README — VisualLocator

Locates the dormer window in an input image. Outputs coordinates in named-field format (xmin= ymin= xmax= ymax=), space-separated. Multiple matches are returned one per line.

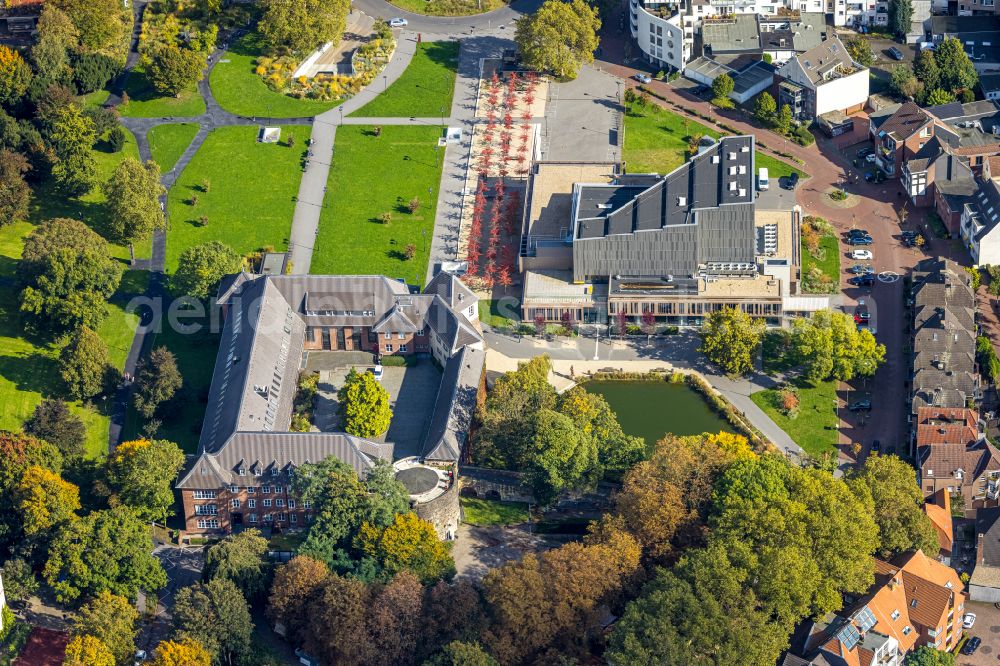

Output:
xmin=254 ymin=469 xmax=262 ymax=477
xmin=238 ymin=468 xmax=246 ymax=476
xmin=271 ymin=468 xmax=279 ymax=477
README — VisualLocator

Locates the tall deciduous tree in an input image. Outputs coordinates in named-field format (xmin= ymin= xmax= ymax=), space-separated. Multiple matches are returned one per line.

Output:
xmin=356 ymin=512 xmax=456 ymax=583
xmin=849 ymin=455 xmax=940 ymax=557
xmin=514 ymin=0 xmax=600 ymax=79
xmin=913 ymin=50 xmax=941 ymax=96
xmin=64 ymin=635 xmax=115 ymax=666
xmin=106 ymin=438 xmax=185 ymax=522
xmin=905 ymin=646 xmax=956 ymax=666
xmin=174 ymin=579 xmax=252 ymax=666
xmin=845 ymin=36 xmax=876 ymax=67
xmin=259 ymin=0 xmax=351 ymax=55
xmin=71 ymin=590 xmax=140 ymax=666
xmin=24 ymin=398 xmax=86 ymax=458
xmin=890 ymin=63 xmax=923 ymax=99
xmin=711 ymin=73 xmax=735 ymax=104
xmin=424 ymin=642 xmax=499 ymax=666
xmin=934 ymin=37 xmax=979 ymax=93
xmin=888 ymin=0 xmax=913 ymax=38
xmin=556 ymin=387 xmax=645 ymax=475
xmin=170 ymin=241 xmax=244 ymax=299
xmin=50 ymin=0 xmax=131 ymax=60
xmin=524 ymin=408 xmax=599 ymax=503
xmin=150 ymin=639 xmax=212 ymax=666
xmin=59 ymin=326 xmax=112 ymax=400
xmin=14 ymin=465 xmax=80 ymax=536
xmin=0 ymin=432 xmax=62 ymax=549
xmin=303 ymin=573 xmax=371 ymax=665
xmin=337 ymin=369 xmax=392 ymax=438
xmin=132 ymin=347 xmax=181 ymax=420
xmin=31 ymin=6 xmax=78 ymax=90
xmin=44 ymin=505 xmax=167 ymax=603
xmin=103 ymin=157 xmax=166 ymax=245
xmin=267 ymin=555 xmax=331 ymax=645
xmin=699 ymin=307 xmax=766 ymax=375
xmin=47 ymin=103 xmax=97 ymax=197
xmin=0 ymin=149 xmax=31 ymax=227
xmin=203 ymin=529 xmax=270 ymax=599
xmin=0 ymin=46 xmax=31 ymax=107
xmin=754 ymin=91 xmax=777 ymax=124
xmin=791 ymin=310 xmax=885 ymax=382
xmin=146 ymin=44 xmax=206 ymax=97
xmin=0 ymin=558 xmax=39 ymax=602
xmin=776 ymin=103 xmax=794 ymax=133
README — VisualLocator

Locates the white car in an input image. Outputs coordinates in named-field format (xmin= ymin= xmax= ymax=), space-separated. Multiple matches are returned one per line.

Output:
xmin=389 ymin=18 xmax=408 ymax=27
xmin=964 ymin=612 xmax=977 ymax=629
xmin=633 ymin=73 xmax=652 ymax=84
xmin=371 ymin=364 xmax=384 ymax=381
xmin=865 ymin=153 xmax=877 ymax=163
xmin=850 ymin=249 xmax=873 ymax=260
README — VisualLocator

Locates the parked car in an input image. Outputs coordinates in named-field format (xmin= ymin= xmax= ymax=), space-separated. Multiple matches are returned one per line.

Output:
xmin=691 ymin=85 xmax=708 ymax=95
xmin=865 ymin=153 xmax=877 ymax=163
xmin=848 ymin=264 xmax=874 ymax=275
xmin=849 ymin=399 xmax=872 ymax=411
xmin=389 ymin=17 xmax=408 ymax=27
xmin=964 ymin=613 xmax=977 ymax=629
xmin=784 ymin=172 xmax=800 ymax=190
xmin=871 ymin=440 xmax=881 ymax=452
xmin=857 ymin=146 xmax=873 ymax=158
xmin=847 ymin=235 xmax=873 ymax=246
xmin=371 ymin=364 xmax=384 ymax=381
xmin=850 ymin=249 xmax=873 ymax=260
xmin=847 ymin=228 xmax=870 ymax=237
xmin=887 ymin=46 xmax=904 ymax=60
xmin=849 ymin=274 xmax=876 ymax=286
xmin=855 ymin=300 xmax=870 ymax=321
xmin=633 ymin=73 xmax=652 ymax=84
xmin=961 ymin=637 xmax=981 ymax=655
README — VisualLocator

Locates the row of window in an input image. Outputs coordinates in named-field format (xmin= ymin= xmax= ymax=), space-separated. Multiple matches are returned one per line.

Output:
xmin=247 ymin=513 xmax=297 ymax=524
xmin=237 ymin=467 xmax=286 ymax=477
xmin=232 ymin=498 xmax=297 ymax=509
xmin=225 ymin=485 xmax=288 ymax=494
xmin=384 ymin=344 xmax=408 ymax=353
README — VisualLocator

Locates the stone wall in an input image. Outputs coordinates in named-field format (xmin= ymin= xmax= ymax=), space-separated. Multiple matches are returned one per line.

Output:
xmin=416 ymin=472 xmax=461 ymax=541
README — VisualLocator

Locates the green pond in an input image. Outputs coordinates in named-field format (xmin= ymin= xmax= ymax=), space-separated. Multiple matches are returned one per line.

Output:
xmin=583 ymin=380 xmax=734 ymax=445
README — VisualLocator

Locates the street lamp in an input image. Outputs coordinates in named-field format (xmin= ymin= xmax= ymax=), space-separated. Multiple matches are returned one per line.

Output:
xmin=383 ymin=75 xmax=387 ymax=92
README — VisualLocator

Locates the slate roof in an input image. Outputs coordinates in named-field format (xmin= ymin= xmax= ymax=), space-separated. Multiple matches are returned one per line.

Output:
xmin=927 ymin=15 xmax=1000 ymax=35
xmin=976 ymin=507 xmax=1000 ymax=567
xmin=969 ymin=179 xmax=1000 ymax=242
xmin=421 ymin=346 xmax=486 ymax=461
xmin=176 ymin=432 xmax=393 ymax=489
xmin=982 ymin=73 xmax=1000 ymax=97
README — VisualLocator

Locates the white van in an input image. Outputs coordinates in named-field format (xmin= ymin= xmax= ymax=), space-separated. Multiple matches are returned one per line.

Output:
xmin=758 ymin=167 xmax=769 ymax=191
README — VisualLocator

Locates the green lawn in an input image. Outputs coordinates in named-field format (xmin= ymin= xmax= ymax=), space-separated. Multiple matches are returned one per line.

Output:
xmin=122 ymin=310 xmax=218 ymax=453
xmin=623 ymin=102 xmax=804 ymax=179
xmin=0 ymin=220 xmax=32 ymax=280
xmin=623 ymin=101 xmax=720 ymax=173
xmin=750 ymin=379 xmax=838 ymax=456
xmin=461 ymin=497 xmax=530 ymax=526
xmin=30 ymin=128 xmax=151 ymax=262
xmin=119 ymin=65 xmax=207 ymax=118
xmin=0 ymin=279 xmax=141 ymax=459
xmin=386 ymin=0 xmax=505 ymax=15
xmin=165 ymin=125 xmax=309 ymax=272
xmin=311 ymin=125 xmax=444 ymax=285
xmin=478 ymin=298 xmax=521 ymax=328
xmin=756 ymin=152 xmax=805 ymax=179
xmin=79 ymin=89 xmax=110 ymax=110
xmin=350 ymin=41 xmax=459 ymax=118
xmin=209 ymin=33 xmax=341 ymax=118
xmin=802 ymin=234 xmax=841 ymax=294
xmin=148 ymin=123 xmax=200 ymax=173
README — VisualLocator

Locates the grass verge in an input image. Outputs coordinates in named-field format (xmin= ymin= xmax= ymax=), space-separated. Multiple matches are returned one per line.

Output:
xmin=750 ymin=379 xmax=838 ymax=456
xmin=209 ymin=33 xmax=341 ymax=118
xmin=164 ymin=124 xmax=309 ymax=272
xmin=756 ymin=152 xmax=805 ymax=179
xmin=478 ymin=298 xmax=521 ymax=329
xmin=350 ymin=41 xmax=459 ymax=117
xmin=148 ymin=123 xmax=200 ymax=173
xmin=385 ymin=0 xmax=505 ymax=15
xmin=310 ymin=125 xmax=444 ymax=285
xmin=461 ymin=497 xmax=530 ymax=526
xmin=802 ymin=234 xmax=841 ymax=294
xmin=119 ymin=65 xmax=207 ymax=118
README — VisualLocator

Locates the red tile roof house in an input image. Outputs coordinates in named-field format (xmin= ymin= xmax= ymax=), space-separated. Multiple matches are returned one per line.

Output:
xmin=923 ymin=489 xmax=955 ymax=565
xmin=916 ymin=407 xmax=1000 ymax=519
xmin=782 ymin=550 xmax=966 ymax=666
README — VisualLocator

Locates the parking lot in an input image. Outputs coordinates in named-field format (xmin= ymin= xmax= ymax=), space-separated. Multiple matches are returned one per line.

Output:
xmin=957 ymin=601 xmax=1000 ymax=665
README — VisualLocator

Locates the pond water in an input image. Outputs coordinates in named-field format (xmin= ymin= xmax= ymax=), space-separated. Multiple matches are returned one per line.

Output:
xmin=583 ymin=380 xmax=734 ymax=446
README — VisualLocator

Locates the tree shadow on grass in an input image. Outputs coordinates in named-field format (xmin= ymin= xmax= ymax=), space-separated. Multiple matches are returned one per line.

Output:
xmin=0 ymin=351 xmax=63 ymax=398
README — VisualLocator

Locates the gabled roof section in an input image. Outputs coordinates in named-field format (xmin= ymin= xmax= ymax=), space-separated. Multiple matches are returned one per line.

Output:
xmin=878 ymin=102 xmax=932 ymax=142
xmin=423 ymin=270 xmax=477 ymax=314
xmin=788 ymin=37 xmax=858 ymax=86
xmin=421 ymin=346 xmax=485 ymax=461
xmin=372 ymin=305 xmax=419 ymax=333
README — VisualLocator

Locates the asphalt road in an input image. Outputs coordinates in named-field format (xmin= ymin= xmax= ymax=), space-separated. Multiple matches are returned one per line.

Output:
xmin=352 ymin=0 xmax=544 ymax=34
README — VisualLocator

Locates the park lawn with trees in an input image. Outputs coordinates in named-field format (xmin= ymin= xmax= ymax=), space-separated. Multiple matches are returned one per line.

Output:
xmin=148 ymin=123 xmax=200 ymax=173
xmin=0 ymin=220 xmax=33 ymax=279
xmin=29 ymin=127 xmax=152 ymax=262
xmin=164 ymin=124 xmax=310 ymax=271
xmin=311 ymin=125 xmax=445 ymax=283
xmin=209 ymin=33 xmax=343 ymax=118
xmin=118 ymin=65 xmax=207 ymax=118
xmin=0 ymin=281 xmax=140 ymax=459
xmin=122 ymin=312 xmax=218 ymax=453
xmin=460 ymin=498 xmax=530 ymax=526
xmin=623 ymin=101 xmax=802 ymax=178
xmin=349 ymin=41 xmax=459 ymax=118
xmin=750 ymin=379 xmax=839 ymax=456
